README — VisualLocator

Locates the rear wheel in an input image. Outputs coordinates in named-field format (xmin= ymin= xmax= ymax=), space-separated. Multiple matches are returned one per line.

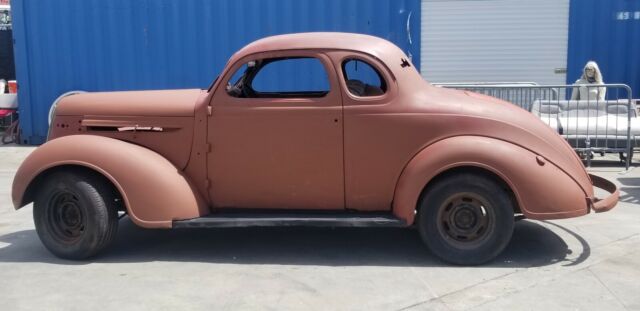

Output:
xmin=417 ymin=173 xmax=514 ymax=265
xmin=33 ymin=170 xmax=119 ymax=259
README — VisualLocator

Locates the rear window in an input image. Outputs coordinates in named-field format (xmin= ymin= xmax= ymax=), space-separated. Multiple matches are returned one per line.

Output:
xmin=342 ymin=59 xmax=387 ymax=97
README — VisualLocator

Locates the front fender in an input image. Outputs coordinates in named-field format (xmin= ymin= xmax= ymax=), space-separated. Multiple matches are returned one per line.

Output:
xmin=12 ymin=135 xmax=208 ymax=228
xmin=392 ymin=136 xmax=591 ymax=224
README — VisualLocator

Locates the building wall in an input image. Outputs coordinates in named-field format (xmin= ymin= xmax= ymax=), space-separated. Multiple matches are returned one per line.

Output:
xmin=12 ymin=0 xmax=420 ymax=144
xmin=567 ymin=0 xmax=640 ymax=99
xmin=420 ymin=0 xmax=570 ymax=85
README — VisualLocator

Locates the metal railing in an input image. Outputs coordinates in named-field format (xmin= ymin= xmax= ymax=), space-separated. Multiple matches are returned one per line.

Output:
xmin=437 ymin=83 xmax=635 ymax=169
xmin=432 ymin=81 xmax=541 ymax=87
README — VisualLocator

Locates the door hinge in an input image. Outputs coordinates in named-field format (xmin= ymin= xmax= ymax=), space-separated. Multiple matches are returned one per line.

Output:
xmin=204 ymin=179 xmax=210 ymax=188
xmin=207 ymin=106 xmax=213 ymax=116
xmin=206 ymin=143 xmax=212 ymax=153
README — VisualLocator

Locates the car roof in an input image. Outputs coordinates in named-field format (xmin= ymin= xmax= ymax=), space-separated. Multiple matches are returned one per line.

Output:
xmin=236 ymin=32 xmax=401 ymax=56
xmin=223 ymin=32 xmax=425 ymax=88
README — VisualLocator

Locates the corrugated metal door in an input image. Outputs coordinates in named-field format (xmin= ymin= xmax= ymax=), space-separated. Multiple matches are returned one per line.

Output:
xmin=421 ymin=0 xmax=569 ymax=84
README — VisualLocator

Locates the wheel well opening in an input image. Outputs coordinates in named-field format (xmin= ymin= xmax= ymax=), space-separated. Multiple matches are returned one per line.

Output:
xmin=22 ymin=165 xmax=125 ymax=212
xmin=418 ymin=166 xmax=521 ymax=214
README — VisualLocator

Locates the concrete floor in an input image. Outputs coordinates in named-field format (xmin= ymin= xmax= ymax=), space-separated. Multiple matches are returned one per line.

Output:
xmin=0 ymin=146 xmax=639 ymax=311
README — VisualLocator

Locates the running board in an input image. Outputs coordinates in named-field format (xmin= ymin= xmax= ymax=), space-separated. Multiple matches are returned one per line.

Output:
xmin=172 ymin=212 xmax=407 ymax=228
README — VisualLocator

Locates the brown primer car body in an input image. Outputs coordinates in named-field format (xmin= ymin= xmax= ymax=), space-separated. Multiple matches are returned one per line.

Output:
xmin=11 ymin=33 xmax=618 ymax=263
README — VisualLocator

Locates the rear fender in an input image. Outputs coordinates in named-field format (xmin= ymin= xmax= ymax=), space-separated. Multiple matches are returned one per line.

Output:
xmin=12 ymin=135 xmax=208 ymax=228
xmin=392 ymin=136 xmax=588 ymax=224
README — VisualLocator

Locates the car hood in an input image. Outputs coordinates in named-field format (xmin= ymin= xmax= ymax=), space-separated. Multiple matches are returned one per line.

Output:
xmin=421 ymin=86 xmax=592 ymax=195
xmin=56 ymin=89 xmax=203 ymax=117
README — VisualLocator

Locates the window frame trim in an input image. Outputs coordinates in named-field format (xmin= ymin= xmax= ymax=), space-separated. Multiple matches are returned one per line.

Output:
xmin=341 ymin=58 xmax=388 ymax=97
xmin=246 ymin=57 xmax=332 ymax=97
xmin=216 ymin=50 xmax=340 ymax=106
xmin=334 ymin=53 xmax=395 ymax=104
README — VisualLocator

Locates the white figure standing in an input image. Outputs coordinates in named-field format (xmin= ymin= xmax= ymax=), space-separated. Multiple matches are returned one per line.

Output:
xmin=571 ymin=61 xmax=606 ymax=101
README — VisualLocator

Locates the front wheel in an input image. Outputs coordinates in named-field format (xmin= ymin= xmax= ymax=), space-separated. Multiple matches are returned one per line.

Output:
xmin=417 ymin=173 xmax=515 ymax=265
xmin=33 ymin=170 xmax=119 ymax=260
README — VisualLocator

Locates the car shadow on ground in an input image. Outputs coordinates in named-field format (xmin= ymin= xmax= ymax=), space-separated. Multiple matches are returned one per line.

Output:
xmin=0 ymin=219 xmax=588 ymax=268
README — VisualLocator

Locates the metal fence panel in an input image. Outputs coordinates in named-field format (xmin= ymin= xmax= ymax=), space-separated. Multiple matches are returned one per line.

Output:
xmin=439 ymin=84 xmax=634 ymax=169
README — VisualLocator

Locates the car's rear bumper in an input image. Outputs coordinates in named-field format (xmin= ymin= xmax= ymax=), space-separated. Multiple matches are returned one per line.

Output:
xmin=588 ymin=173 xmax=619 ymax=213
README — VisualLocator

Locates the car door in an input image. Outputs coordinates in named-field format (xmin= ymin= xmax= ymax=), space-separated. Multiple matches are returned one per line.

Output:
xmin=328 ymin=51 xmax=400 ymax=212
xmin=207 ymin=51 xmax=345 ymax=210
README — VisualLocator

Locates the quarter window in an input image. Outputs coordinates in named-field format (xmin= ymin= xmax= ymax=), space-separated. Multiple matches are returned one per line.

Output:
xmin=342 ymin=59 xmax=387 ymax=97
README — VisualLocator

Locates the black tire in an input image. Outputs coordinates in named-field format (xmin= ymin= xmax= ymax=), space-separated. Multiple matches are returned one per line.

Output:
xmin=417 ymin=173 xmax=514 ymax=265
xmin=33 ymin=170 xmax=119 ymax=260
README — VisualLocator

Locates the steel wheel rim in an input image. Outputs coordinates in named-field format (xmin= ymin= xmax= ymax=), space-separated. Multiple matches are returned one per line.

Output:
xmin=437 ymin=192 xmax=495 ymax=249
xmin=46 ymin=190 xmax=85 ymax=243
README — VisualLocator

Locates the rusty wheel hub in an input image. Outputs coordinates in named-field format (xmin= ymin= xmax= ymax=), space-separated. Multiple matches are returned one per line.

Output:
xmin=438 ymin=192 xmax=494 ymax=247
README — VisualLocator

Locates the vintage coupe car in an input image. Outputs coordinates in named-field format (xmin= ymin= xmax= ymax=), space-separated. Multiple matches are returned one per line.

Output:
xmin=12 ymin=33 xmax=619 ymax=265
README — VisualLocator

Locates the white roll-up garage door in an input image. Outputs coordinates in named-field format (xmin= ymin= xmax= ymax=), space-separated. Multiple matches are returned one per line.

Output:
xmin=421 ymin=0 xmax=570 ymax=85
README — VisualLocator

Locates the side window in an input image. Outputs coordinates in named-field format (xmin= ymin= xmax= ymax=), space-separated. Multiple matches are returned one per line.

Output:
xmin=342 ymin=59 xmax=387 ymax=97
xmin=226 ymin=57 xmax=330 ymax=98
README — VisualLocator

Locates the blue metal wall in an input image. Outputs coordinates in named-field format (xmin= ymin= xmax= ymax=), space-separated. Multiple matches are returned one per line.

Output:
xmin=567 ymin=0 xmax=639 ymax=99
xmin=12 ymin=0 xmax=421 ymax=144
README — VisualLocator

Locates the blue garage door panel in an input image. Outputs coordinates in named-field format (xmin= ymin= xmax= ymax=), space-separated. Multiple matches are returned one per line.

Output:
xmin=12 ymin=0 xmax=421 ymax=144
xmin=567 ymin=0 xmax=639 ymax=99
